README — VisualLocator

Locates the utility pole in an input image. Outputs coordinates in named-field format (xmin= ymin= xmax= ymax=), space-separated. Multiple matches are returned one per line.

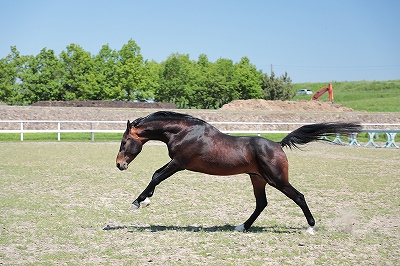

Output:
xmin=270 ymin=64 xmax=273 ymax=76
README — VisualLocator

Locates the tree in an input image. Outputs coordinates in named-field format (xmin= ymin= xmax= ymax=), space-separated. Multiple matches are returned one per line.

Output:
xmin=261 ymin=71 xmax=294 ymax=100
xmin=190 ymin=55 xmax=237 ymax=109
xmin=0 ymin=40 xmax=295 ymax=108
xmin=156 ymin=53 xmax=195 ymax=108
xmin=0 ymin=46 xmax=24 ymax=104
xmin=115 ymin=39 xmax=156 ymax=101
xmin=93 ymin=44 xmax=122 ymax=100
xmin=157 ymin=55 xmax=268 ymax=109
xmin=141 ymin=59 xmax=161 ymax=101
xmin=19 ymin=48 xmax=63 ymax=104
xmin=233 ymin=57 xmax=263 ymax=99
xmin=213 ymin=58 xmax=237 ymax=107
xmin=59 ymin=44 xmax=98 ymax=100
xmin=189 ymin=54 xmax=213 ymax=108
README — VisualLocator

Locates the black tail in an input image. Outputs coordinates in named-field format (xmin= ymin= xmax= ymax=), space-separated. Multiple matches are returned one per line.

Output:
xmin=280 ymin=122 xmax=362 ymax=149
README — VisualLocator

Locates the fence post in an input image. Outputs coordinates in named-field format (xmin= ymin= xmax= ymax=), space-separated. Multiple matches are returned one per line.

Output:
xmin=58 ymin=122 xmax=61 ymax=141
xmin=20 ymin=122 xmax=24 ymax=141
xmin=90 ymin=122 xmax=94 ymax=141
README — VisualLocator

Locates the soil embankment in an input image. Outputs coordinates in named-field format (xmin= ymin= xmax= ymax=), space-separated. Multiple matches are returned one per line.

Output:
xmin=1 ymin=99 xmax=399 ymax=131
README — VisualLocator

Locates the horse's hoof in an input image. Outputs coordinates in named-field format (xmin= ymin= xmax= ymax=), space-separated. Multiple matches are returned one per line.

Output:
xmin=141 ymin=197 xmax=151 ymax=208
xmin=306 ymin=226 xmax=315 ymax=235
xmin=131 ymin=201 xmax=140 ymax=210
xmin=234 ymin=224 xmax=246 ymax=232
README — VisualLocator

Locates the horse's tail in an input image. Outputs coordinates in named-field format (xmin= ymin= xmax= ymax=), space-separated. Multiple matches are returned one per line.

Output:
xmin=280 ymin=122 xmax=362 ymax=149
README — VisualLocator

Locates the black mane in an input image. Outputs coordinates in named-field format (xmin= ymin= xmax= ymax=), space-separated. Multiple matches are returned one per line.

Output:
xmin=131 ymin=111 xmax=206 ymax=127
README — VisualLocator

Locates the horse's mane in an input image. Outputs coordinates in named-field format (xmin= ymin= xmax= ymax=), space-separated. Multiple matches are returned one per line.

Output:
xmin=131 ymin=111 xmax=206 ymax=127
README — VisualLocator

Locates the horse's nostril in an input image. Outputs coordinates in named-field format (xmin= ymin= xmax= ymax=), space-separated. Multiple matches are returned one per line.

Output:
xmin=116 ymin=163 xmax=120 ymax=168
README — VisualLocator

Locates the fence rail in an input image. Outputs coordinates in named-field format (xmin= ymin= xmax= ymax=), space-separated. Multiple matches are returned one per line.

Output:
xmin=0 ymin=120 xmax=399 ymax=148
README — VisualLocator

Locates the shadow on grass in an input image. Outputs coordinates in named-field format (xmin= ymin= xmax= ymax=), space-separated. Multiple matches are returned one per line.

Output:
xmin=103 ymin=224 xmax=304 ymax=234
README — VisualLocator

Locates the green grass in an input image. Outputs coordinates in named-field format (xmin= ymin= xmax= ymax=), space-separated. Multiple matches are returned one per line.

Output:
xmin=292 ymin=80 xmax=400 ymax=112
xmin=1 ymin=142 xmax=399 ymax=265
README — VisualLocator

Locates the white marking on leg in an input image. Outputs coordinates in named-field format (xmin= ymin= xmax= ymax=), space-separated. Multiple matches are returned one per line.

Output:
xmin=141 ymin=197 xmax=151 ymax=208
xmin=306 ymin=226 xmax=315 ymax=235
xmin=234 ymin=224 xmax=246 ymax=232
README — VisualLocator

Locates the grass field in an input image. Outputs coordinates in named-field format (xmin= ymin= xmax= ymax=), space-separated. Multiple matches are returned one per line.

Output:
xmin=1 ymin=142 xmax=399 ymax=265
xmin=292 ymin=80 xmax=400 ymax=112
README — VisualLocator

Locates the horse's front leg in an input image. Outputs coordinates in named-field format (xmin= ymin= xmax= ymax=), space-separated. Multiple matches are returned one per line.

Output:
xmin=132 ymin=160 xmax=183 ymax=209
xmin=131 ymin=164 xmax=168 ymax=209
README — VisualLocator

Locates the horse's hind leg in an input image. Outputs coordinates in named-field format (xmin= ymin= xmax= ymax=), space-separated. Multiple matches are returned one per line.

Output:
xmin=257 ymin=146 xmax=315 ymax=234
xmin=235 ymin=174 xmax=267 ymax=232
xmin=278 ymin=183 xmax=315 ymax=234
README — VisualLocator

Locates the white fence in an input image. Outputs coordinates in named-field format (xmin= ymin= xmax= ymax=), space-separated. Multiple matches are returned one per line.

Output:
xmin=0 ymin=120 xmax=399 ymax=148
xmin=0 ymin=120 xmax=124 ymax=141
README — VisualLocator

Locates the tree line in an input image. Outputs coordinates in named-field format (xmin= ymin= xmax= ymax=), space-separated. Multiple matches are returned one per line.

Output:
xmin=0 ymin=39 xmax=294 ymax=109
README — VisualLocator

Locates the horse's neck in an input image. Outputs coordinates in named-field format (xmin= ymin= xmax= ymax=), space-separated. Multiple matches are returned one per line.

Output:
xmin=140 ymin=120 xmax=182 ymax=143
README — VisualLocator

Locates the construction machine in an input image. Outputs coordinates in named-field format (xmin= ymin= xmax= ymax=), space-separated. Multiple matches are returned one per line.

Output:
xmin=311 ymin=83 xmax=334 ymax=104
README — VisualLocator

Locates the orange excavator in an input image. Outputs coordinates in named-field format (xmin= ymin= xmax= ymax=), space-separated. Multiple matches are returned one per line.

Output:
xmin=311 ymin=83 xmax=334 ymax=104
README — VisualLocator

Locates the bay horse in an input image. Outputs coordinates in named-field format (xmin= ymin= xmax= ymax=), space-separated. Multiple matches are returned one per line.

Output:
xmin=116 ymin=111 xmax=361 ymax=233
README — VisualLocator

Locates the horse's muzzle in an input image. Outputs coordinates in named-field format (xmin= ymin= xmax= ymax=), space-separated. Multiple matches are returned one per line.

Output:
xmin=116 ymin=152 xmax=130 ymax=171
xmin=116 ymin=162 xmax=128 ymax=171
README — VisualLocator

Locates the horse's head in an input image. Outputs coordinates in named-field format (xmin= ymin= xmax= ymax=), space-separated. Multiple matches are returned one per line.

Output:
xmin=116 ymin=120 xmax=144 ymax=171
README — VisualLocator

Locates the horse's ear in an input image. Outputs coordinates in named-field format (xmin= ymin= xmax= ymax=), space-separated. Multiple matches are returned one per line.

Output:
xmin=127 ymin=120 xmax=132 ymax=130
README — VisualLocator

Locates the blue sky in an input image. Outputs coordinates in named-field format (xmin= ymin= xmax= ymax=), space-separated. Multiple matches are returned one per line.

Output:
xmin=1 ymin=0 xmax=399 ymax=83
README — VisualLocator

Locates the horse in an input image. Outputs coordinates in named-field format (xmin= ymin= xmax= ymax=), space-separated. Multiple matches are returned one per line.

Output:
xmin=116 ymin=111 xmax=361 ymax=233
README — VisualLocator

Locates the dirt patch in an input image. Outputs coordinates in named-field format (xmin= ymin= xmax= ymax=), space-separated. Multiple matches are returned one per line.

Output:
xmin=220 ymin=99 xmax=354 ymax=112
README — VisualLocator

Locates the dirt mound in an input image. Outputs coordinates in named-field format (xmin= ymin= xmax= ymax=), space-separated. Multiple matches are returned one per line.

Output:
xmin=31 ymin=100 xmax=176 ymax=109
xmin=2 ymin=104 xmax=400 ymax=131
xmin=220 ymin=99 xmax=355 ymax=112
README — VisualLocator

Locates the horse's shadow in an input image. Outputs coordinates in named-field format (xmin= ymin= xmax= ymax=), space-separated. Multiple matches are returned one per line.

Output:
xmin=103 ymin=224 xmax=304 ymax=234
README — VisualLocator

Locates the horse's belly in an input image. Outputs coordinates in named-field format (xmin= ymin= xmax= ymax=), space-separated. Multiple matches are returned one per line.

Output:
xmin=185 ymin=155 xmax=257 ymax=176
